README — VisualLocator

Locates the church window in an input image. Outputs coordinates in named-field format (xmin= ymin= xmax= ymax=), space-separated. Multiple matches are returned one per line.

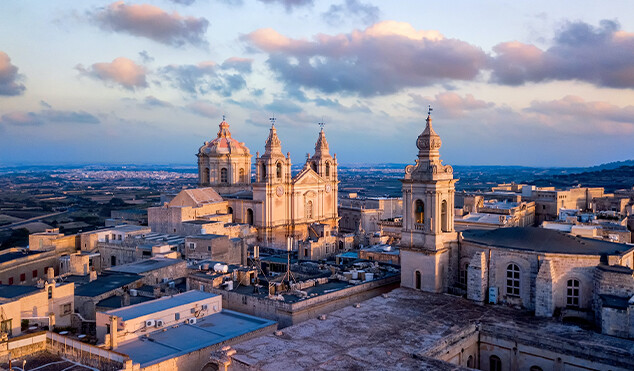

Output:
xmin=506 ymin=264 xmax=520 ymax=297
xmin=441 ymin=200 xmax=448 ymax=232
xmin=276 ymin=162 xmax=282 ymax=179
xmin=311 ymin=162 xmax=317 ymax=172
xmin=246 ymin=209 xmax=254 ymax=225
xmin=467 ymin=356 xmax=473 ymax=368
xmin=48 ymin=286 xmax=52 ymax=299
xmin=459 ymin=263 xmax=468 ymax=289
xmin=414 ymin=200 xmax=424 ymax=224
xmin=220 ymin=168 xmax=228 ymax=183
xmin=566 ymin=279 xmax=580 ymax=307
xmin=325 ymin=162 xmax=330 ymax=177
xmin=203 ymin=167 xmax=210 ymax=184
xmin=306 ymin=201 xmax=313 ymax=219
xmin=415 ymin=271 xmax=421 ymax=290
xmin=239 ymin=168 xmax=245 ymax=183
xmin=489 ymin=355 xmax=502 ymax=371
xmin=261 ymin=164 xmax=266 ymax=181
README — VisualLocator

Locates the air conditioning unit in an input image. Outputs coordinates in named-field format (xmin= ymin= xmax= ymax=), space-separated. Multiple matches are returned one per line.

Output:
xmin=145 ymin=319 xmax=155 ymax=327
xmin=168 ymin=281 xmax=175 ymax=288
xmin=162 ymin=277 xmax=169 ymax=283
xmin=201 ymin=304 xmax=208 ymax=311
xmin=488 ymin=287 xmax=498 ymax=304
xmin=155 ymin=320 xmax=164 ymax=327
xmin=188 ymin=318 xmax=197 ymax=325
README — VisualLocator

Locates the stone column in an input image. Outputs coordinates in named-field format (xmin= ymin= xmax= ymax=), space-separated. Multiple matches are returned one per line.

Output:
xmin=467 ymin=252 xmax=488 ymax=303
xmin=535 ymin=259 xmax=555 ymax=317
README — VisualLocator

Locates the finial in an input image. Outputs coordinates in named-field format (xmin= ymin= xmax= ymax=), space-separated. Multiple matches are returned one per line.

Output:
xmin=222 ymin=114 xmax=226 ymax=121
xmin=318 ymin=121 xmax=325 ymax=130
xmin=427 ymin=105 xmax=433 ymax=117
xmin=269 ymin=114 xmax=276 ymax=127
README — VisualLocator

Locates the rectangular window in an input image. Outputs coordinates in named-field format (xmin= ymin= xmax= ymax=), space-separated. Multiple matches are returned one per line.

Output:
xmin=61 ymin=303 xmax=72 ymax=315
xmin=189 ymin=243 xmax=195 ymax=250
xmin=20 ymin=273 xmax=26 ymax=282
xmin=175 ymin=313 xmax=180 ymax=321
xmin=199 ymin=284 xmax=204 ymax=291
xmin=207 ymin=246 xmax=211 ymax=251
xmin=190 ymin=308 xmax=196 ymax=314
xmin=8 ymin=277 xmax=13 ymax=285
xmin=32 ymin=269 xmax=38 ymax=278
xmin=1 ymin=319 xmax=12 ymax=334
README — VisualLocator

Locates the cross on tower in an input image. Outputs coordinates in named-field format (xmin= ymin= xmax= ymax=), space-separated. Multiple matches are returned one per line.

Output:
xmin=318 ymin=121 xmax=325 ymax=129
xmin=222 ymin=114 xmax=226 ymax=121
xmin=428 ymin=105 xmax=433 ymax=116
xmin=269 ymin=115 xmax=276 ymax=126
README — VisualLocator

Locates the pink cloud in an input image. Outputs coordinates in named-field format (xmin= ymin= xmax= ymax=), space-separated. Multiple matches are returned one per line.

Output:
xmin=410 ymin=92 xmax=494 ymax=118
xmin=0 ymin=51 xmax=26 ymax=96
xmin=77 ymin=57 xmax=147 ymax=90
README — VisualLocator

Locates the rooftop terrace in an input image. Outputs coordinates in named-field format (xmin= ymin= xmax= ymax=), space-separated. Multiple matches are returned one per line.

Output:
xmin=105 ymin=290 xmax=217 ymax=321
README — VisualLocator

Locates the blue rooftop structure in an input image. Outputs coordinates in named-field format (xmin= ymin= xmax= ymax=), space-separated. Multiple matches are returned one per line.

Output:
xmin=0 ymin=284 xmax=40 ymax=299
xmin=69 ymin=272 xmax=143 ymax=297
xmin=106 ymin=290 xmax=218 ymax=321
xmin=116 ymin=310 xmax=276 ymax=368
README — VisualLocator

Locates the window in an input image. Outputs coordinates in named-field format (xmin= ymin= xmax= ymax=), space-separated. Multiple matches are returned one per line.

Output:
xmin=325 ymin=162 xmax=330 ymax=177
xmin=202 ymin=167 xmax=210 ymax=183
xmin=306 ymin=201 xmax=313 ymax=219
xmin=489 ymin=355 xmax=502 ymax=371
xmin=441 ymin=200 xmax=448 ymax=232
xmin=111 ymin=256 xmax=117 ymax=267
xmin=220 ymin=168 xmax=228 ymax=183
xmin=199 ymin=284 xmax=204 ymax=291
xmin=228 ymin=206 xmax=233 ymax=215
xmin=118 ymin=234 xmax=122 ymax=241
xmin=415 ymin=271 xmax=421 ymax=290
xmin=1 ymin=319 xmax=12 ymax=334
xmin=246 ymin=208 xmax=254 ymax=225
xmin=189 ymin=243 xmax=196 ymax=250
xmin=61 ymin=303 xmax=71 ymax=315
xmin=529 ymin=367 xmax=543 ymax=371
xmin=32 ymin=270 xmax=38 ymax=278
xmin=506 ymin=264 xmax=520 ymax=296
xmin=459 ymin=264 xmax=469 ymax=289
xmin=191 ymin=308 xmax=196 ymax=314
xmin=304 ymin=248 xmax=309 ymax=257
xmin=467 ymin=356 xmax=473 ymax=368
xmin=261 ymin=163 xmax=266 ymax=181
xmin=311 ymin=162 xmax=317 ymax=172
xmin=20 ymin=273 xmax=26 ymax=282
xmin=8 ymin=277 xmax=13 ymax=285
xmin=175 ymin=313 xmax=180 ymax=321
xmin=276 ymin=162 xmax=282 ymax=179
xmin=415 ymin=200 xmax=424 ymax=224
xmin=566 ymin=279 xmax=580 ymax=307
xmin=207 ymin=246 xmax=211 ymax=251
xmin=239 ymin=168 xmax=245 ymax=183
xmin=48 ymin=286 xmax=52 ymax=299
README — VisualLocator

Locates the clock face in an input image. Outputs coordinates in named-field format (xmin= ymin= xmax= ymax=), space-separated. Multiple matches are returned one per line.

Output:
xmin=276 ymin=186 xmax=284 ymax=197
xmin=325 ymin=184 xmax=332 ymax=193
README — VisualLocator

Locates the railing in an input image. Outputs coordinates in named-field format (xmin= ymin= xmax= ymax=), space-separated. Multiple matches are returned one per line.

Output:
xmin=47 ymin=332 xmax=129 ymax=365
xmin=414 ymin=223 xmax=425 ymax=231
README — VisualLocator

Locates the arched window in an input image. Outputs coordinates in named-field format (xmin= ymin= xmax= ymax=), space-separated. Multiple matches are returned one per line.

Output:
xmin=529 ymin=367 xmax=543 ymax=371
xmin=246 ymin=209 xmax=254 ymax=225
xmin=441 ymin=200 xmax=448 ymax=232
xmin=489 ymin=355 xmax=502 ymax=371
xmin=227 ymin=207 xmax=233 ymax=215
xmin=202 ymin=167 xmax=210 ymax=184
xmin=239 ymin=168 xmax=245 ymax=183
xmin=467 ymin=356 xmax=473 ymax=368
xmin=506 ymin=263 xmax=520 ymax=296
xmin=306 ymin=201 xmax=313 ymax=219
xmin=415 ymin=271 xmax=421 ymax=290
xmin=220 ymin=168 xmax=228 ymax=183
xmin=566 ymin=279 xmax=580 ymax=307
xmin=415 ymin=200 xmax=424 ymax=224
xmin=111 ymin=256 xmax=117 ymax=267
xmin=48 ymin=286 xmax=52 ymax=299
xmin=459 ymin=263 xmax=469 ymax=290
xmin=325 ymin=162 xmax=330 ymax=177
xmin=311 ymin=162 xmax=317 ymax=172
xmin=261 ymin=164 xmax=266 ymax=181
xmin=276 ymin=162 xmax=282 ymax=179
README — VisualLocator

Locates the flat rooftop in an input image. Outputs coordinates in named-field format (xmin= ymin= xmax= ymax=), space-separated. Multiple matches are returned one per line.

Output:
xmin=0 ymin=250 xmax=42 ymax=264
xmin=0 ymin=284 xmax=40 ymax=299
xmin=116 ymin=309 xmax=275 ymax=368
xmin=107 ymin=258 xmax=182 ymax=274
xmin=70 ymin=272 xmax=143 ymax=297
xmin=105 ymin=290 xmax=217 ymax=321
xmin=231 ymin=288 xmax=634 ymax=370
xmin=462 ymin=227 xmax=634 ymax=255
xmin=96 ymin=295 xmax=155 ymax=309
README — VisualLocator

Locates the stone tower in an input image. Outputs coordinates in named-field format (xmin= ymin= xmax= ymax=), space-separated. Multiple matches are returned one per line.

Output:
xmin=253 ymin=123 xmax=292 ymax=245
xmin=400 ymin=109 xmax=458 ymax=293
xmin=197 ymin=118 xmax=251 ymax=194
xmin=307 ymin=127 xmax=339 ymax=226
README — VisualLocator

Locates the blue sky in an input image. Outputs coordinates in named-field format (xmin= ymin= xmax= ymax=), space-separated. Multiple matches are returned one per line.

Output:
xmin=1 ymin=1 xmax=633 ymax=167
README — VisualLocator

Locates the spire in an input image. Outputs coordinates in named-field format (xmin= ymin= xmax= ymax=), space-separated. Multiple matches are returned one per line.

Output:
xmin=263 ymin=122 xmax=283 ymax=157
xmin=217 ymin=116 xmax=231 ymax=139
xmin=314 ymin=127 xmax=330 ymax=157
xmin=416 ymin=105 xmax=442 ymax=161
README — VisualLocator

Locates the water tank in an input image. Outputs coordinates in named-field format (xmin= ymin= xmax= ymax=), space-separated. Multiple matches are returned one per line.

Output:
xmin=129 ymin=289 xmax=138 ymax=297
xmin=365 ymin=273 xmax=374 ymax=281
xmin=351 ymin=270 xmax=358 ymax=279
xmin=226 ymin=281 xmax=234 ymax=290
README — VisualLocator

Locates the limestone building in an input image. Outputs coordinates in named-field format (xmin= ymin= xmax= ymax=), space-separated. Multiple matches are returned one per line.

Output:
xmin=187 ymin=118 xmax=339 ymax=249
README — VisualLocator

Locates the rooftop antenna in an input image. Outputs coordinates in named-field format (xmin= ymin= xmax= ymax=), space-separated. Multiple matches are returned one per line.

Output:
xmin=281 ymin=236 xmax=297 ymax=286
xmin=269 ymin=114 xmax=276 ymax=127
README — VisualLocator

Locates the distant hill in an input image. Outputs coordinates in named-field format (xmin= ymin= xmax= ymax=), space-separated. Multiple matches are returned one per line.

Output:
xmin=583 ymin=159 xmax=634 ymax=171
xmin=531 ymin=165 xmax=634 ymax=192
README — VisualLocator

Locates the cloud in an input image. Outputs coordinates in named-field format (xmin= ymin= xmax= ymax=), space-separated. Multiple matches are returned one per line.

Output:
xmin=187 ymin=100 xmax=221 ymax=118
xmin=257 ymin=0 xmax=313 ymax=12
xmin=0 ymin=51 xmax=26 ymax=96
xmin=0 ymin=109 xmax=100 ymax=126
xmin=410 ymin=92 xmax=494 ymax=118
xmin=92 ymin=1 xmax=209 ymax=47
xmin=139 ymin=50 xmax=154 ymax=64
xmin=161 ymin=60 xmax=249 ymax=97
xmin=322 ymin=0 xmax=379 ymax=26
xmin=168 ymin=0 xmax=197 ymax=5
xmin=243 ymin=21 xmax=487 ymax=96
xmin=264 ymin=99 xmax=303 ymax=114
xmin=490 ymin=20 xmax=634 ymax=89
xmin=143 ymin=96 xmax=173 ymax=108
xmin=77 ymin=57 xmax=147 ymax=90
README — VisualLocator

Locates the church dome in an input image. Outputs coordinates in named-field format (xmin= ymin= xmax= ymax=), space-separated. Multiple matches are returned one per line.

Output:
xmin=198 ymin=119 xmax=250 ymax=157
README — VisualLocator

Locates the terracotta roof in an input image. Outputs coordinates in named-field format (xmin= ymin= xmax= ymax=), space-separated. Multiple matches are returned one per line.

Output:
xmin=168 ymin=187 xmax=224 ymax=207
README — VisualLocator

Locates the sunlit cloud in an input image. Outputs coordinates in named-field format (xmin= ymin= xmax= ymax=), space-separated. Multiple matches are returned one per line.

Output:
xmin=410 ymin=92 xmax=494 ymax=118
xmin=322 ymin=0 xmax=380 ymax=26
xmin=77 ymin=57 xmax=148 ymax=90
xmin=0 ymin=109 xmax=100 ymax=126
xmin=92 ymin=1 xmax=209 ymax=47
xmin=0 ymin=51 xmax=26 ymax=96
xmin=160 ymin=59 xmax=250 ymax=97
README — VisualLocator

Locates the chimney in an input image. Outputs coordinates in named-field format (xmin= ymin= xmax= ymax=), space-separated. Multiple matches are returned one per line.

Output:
xmin=110 ymin=315 xmax=118 ymax=350
xmin=120 ymin=293 xmax=130 ymax=307
xmin=46 ymin=267 xmax=55 ymax=283
xmin=89 ymin=270 xmax=97 ymax=282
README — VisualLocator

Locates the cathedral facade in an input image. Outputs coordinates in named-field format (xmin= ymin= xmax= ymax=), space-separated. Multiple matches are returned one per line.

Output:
xmin=196 ymin=118 xmax=339 ymax=249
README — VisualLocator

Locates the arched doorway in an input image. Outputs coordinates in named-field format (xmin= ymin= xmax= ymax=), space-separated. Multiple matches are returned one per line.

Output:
xmin=246 ymin=208 xmax=254 ymax=225
xmin=111 ymin=256 xmax=116 ymax=267
xmin=415 ymin=271 xmax=421 ymax=290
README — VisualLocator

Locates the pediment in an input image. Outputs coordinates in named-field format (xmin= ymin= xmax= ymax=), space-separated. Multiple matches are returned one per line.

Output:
xmin=292 ymin=168 xmax=323 ymax=185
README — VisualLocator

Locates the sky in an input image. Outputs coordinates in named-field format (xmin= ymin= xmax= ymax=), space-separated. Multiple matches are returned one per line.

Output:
xmin=1 ymin=1 xmax=633 ymax=168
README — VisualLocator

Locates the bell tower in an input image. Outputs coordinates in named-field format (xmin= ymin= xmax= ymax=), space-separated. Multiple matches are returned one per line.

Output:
xmin=400 ymin=106 xmax=458 ymax=293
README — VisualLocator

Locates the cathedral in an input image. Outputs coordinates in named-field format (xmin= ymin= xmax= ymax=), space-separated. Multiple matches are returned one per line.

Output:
xmin=196 ymin=118 xmax=339 ymax=249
